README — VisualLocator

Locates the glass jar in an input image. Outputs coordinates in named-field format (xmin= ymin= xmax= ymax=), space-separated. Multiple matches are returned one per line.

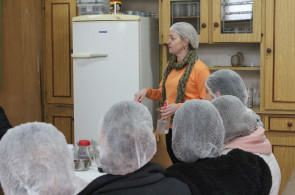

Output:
xmin=78 ymin=140 xmax=92 ymax=166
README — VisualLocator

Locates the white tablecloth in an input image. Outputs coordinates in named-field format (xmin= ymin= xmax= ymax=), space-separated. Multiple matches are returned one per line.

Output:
xmin=74 ymin=165 xmax=106 ymax=184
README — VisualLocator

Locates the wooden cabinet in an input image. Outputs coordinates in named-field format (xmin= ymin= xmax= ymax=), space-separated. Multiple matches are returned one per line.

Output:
xmin=46 ymin=105 xmax=74 ymax=144
xmin=264 ymin=0 xmax=295 ymax=111
xmin=262 ymin=115 xmax=295 ymax=195
xmin=159 ymin=0 xmax=209 ymax=44
xmin=44 ymin=0 xmax=76 ymax=104
xmin=262 ymin=0 xmax=295 ymax=193
xmin=159 ymin=0 xmax=261 ymax=44
xmin=212 ymin=0 xmax=262 ymax=42
xmin=44 ymin=0 xmax=76 ymax=143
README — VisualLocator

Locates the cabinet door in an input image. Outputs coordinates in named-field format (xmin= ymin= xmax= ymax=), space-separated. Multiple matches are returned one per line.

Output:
xmin=159 ymin=0 xmax=209 ymax=44
xmin=264 ymin=0 xmax=295 ymax=110
xmin=46 ymin=106 xmax=74 ymax=144
xmin=45 ymin=0 xmax=76 ymax=104
xmin=212 ymin=0 xmax=261 ymax=42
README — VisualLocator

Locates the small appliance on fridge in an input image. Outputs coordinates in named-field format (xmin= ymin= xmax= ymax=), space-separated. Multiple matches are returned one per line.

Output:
xmin=72 ymin=14 xmax=159 ymax=143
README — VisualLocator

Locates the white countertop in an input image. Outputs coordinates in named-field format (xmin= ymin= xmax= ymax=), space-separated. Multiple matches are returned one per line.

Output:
xmin=74 ymin=164 xmax=106 ymax=184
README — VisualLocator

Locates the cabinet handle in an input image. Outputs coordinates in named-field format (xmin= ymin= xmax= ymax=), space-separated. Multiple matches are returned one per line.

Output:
xmin=201 ymin=23 xmax=206 ymax=28
xmin=214 ymin=22 xmax=219 ymax=27
xmin=71 ymin=53 xmax=108 ymax=58
xmin=266 ymin=48 xmax=272 ymax=53
xmin=287 ymin=122 xmax=293 ymax=127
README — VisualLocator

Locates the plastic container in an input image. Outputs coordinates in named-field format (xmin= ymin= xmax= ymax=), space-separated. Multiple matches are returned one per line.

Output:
xmin=77 ymin=0 xmax=110 ymax=15
xmin=110 ymin=0 xmax=122 ymax=14
xmin=155 ymin=100 xmax=170 ymax=134
xmin=78 ymin=140 xmax=92 ymax=166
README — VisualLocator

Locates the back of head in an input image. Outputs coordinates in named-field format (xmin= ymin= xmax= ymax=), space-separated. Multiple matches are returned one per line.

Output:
xmin=205 ymin=69 xmax=248 ymax=105
xmin=170 ymin=22 xmax=199 ymax=49
xmin=211 ymin=95 xmax=257 ymax=143
xmin=0 ymin=122 xmax=75 ymax=195
xmin=98 ymin=101 xmax=156 ymax=175
xmin=172 ymin=99 xmax=224 ymax=163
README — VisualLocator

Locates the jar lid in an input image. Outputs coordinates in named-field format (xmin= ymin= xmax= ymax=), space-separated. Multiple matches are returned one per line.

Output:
xmin=79 ymin=140 xmax=90 ymax=146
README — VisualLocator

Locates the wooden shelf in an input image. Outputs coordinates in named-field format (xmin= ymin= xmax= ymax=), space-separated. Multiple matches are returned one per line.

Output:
xmin=208 ymin=66 xmax=260 ymax=71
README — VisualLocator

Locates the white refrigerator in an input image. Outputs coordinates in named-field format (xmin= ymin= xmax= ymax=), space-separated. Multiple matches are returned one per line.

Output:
xmin=72 ymin=14 xmax=159 ymax=143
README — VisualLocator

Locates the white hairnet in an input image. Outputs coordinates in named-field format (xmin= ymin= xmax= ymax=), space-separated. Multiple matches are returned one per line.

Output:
xmin=211 ymin=95 xmax=258 ymax=143
xmin=0 ymin=122 xmax=77 ymax=195
xmin=98 ymin=101 xmax=156 ymax=175
xmin=172 ymin=99 xmax=225 ymax=163
xmin=170 ymin=22 xmax=199 ymax=49
xmin=205 ymin=69 xmax=248 ymax=105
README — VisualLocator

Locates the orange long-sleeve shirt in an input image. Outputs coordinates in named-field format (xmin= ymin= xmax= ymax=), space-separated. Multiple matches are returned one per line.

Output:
xmin=146 ymin=59 xmax=210 ymax=108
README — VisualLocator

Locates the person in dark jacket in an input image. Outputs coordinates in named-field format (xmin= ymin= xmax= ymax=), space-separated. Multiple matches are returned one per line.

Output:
xmin=78 ymin=101 xmax=191 ymax=195
xmin=164 ymin=99 xmax=272 ymax=195
xmin=0 ymin=106 xmax=12 ymax=140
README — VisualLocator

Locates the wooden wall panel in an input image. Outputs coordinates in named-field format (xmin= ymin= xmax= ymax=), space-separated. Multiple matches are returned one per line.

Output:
xmin=0 ymin=0 xmax=42 ymax=126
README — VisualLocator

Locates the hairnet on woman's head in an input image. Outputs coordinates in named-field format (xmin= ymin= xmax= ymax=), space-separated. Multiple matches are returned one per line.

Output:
xmin=98 ymin=101 xmax=156 ymax=175
xmin=170 ymin=22 xmax=199 ymax=49
xmin=211 ymin=95 xmax=257 ymax=143
xmin=0 ymin=122 xmax=76 ymax=195
xmin=205 ymin=69 xmax=248 ymax=105
xmin=172 ymin=99 xmax=224 ymax=163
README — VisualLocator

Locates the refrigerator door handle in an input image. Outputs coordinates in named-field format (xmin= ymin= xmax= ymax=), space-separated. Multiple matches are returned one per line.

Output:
xmin=71 ymin=53 xmax=108 ymax=58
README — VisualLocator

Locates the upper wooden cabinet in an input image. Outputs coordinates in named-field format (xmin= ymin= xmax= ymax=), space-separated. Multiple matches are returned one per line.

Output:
xmin=264 ymin=0 xmax=295 ymax=110
xmin=159 ymin=0 xmax=262 ymax=44
xmin=159 ymin=0 xmax=209 ymax=43
xmin=44 ymin=0 xmax=76 ymax=104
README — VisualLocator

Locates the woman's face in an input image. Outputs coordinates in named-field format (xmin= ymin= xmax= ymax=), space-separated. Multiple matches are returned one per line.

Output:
xmin=205 ymin=87 xmax=221 ymax=101
xmin=167 ymin=30 xmax=188 ymax=55
xmin=205 ymin=87 xmax=215 ymax=101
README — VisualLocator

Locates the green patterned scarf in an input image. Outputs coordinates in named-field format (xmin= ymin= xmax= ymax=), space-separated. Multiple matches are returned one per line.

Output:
xmin=161 ymin=49 xmax=198 ymax=118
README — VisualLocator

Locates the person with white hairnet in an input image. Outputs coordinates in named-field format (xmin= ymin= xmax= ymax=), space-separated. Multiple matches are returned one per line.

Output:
xmin=134 ymin=22 xmax=210 ymax=163
xmin=205 ymin=69 xmax=263 ymax=127
xmin=164 ymin=99 xmax=272 ymax=195
xmin=0 ymin=122 xmax=87 ymax=195
xmin=212 ymin=95 xmax=281 ymax=195
xmin=78 ymin=101 xmax=191 ymax=195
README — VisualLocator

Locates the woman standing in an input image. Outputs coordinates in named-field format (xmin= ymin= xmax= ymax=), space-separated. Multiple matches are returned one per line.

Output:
xmin=134 ymin=22 xmax=210 ymax=163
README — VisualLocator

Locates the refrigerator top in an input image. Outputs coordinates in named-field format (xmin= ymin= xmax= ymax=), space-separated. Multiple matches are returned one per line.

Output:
xmin=72 ymin=14 xmax=141 ymax=22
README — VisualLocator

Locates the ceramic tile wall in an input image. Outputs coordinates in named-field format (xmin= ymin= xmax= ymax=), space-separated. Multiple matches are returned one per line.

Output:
xmin=198 ymin=43 xmax=260 ymax=67
xmin=198 ymin=43 xmax=260 ymax=90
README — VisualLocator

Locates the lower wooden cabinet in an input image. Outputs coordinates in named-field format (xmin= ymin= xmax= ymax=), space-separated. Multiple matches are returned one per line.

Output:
xmin=150 ymin=133 xmax=172 ymax=169
xmin=263 ymin=114 xmax=295 ymax=195
xmin=45 ymin=105 xmax=74 ymax=144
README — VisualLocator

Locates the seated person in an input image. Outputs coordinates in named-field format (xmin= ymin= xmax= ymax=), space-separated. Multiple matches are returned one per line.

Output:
xmin=164 ymin=99 xmax=272 ymax=195
xmin=211 ymin=95 xmax=281 ymax=195
xmin=78 ymin=101 xmax=191 ymax=195
xmin=0 ymin=106 xmax=12 ymax=140
xmin=0 ymin=122 xmax=86 ymax=195
xmin=205 ymin=69 xmax=263 ymax=127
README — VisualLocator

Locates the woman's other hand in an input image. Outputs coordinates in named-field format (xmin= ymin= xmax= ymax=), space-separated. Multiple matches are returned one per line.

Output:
xmin=134 ymin=88 xmax=148 ymax=102
xmin=160 ymin=104 xmax=178 ymax=119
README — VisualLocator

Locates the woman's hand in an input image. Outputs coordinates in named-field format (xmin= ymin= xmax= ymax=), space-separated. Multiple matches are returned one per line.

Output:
xmin=160 ymin=104 xmax=178 ymax=119
xmin=134 ymin=88 xmax=148 ymax=102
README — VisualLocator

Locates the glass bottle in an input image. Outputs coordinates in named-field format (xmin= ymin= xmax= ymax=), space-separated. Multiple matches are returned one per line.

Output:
xmin=78 ymin=140 xmax=92 ymax=166
xmin=252 ymin=82 xmax=260 ymax=107
xmin=247 ymin=88 xmax=253 ymax=108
